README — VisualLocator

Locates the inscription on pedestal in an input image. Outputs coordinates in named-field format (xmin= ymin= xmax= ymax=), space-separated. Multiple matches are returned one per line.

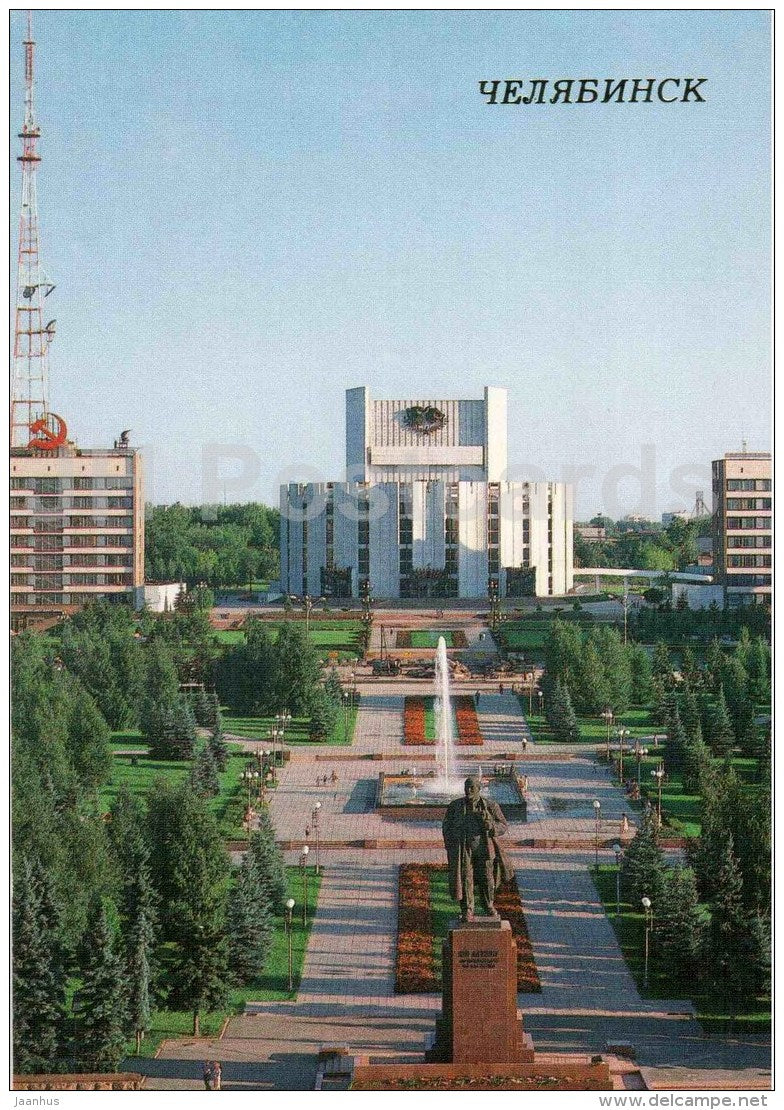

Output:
xmin=426 ymin=920 xmax=535 ymax=1065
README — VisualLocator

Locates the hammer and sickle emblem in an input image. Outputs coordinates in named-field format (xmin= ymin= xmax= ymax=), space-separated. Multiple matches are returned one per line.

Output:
xmin=28 ymin=412 xmax=68 ymax=451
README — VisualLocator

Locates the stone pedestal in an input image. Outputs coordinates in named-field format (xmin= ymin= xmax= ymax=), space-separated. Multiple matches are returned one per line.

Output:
xmin=425 ymin=919 xmax=534 ymax=1064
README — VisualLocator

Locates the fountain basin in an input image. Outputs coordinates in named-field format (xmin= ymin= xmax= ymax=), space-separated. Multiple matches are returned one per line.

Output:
xmin=376 ymin=771 xmax=527 ymax=822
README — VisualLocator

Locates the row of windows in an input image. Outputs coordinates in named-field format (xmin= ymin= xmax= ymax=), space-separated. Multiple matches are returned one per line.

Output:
xmin=726 ymin=535 xmax=772 ymax=549
xmin=10 ymin=496 xmax=133 ymax=510
xmin=11 ymin=588 xmax=133 ymax=606
xmin=726 ymin=498 xmax=771 ymax=511
xmin=11 ymin=572 xmax=133 ymax=587
xmin=725 ymin=573 xmax=772 ymax=586
xmin=10 ymin=476 xmax=132 ymax=492
xmin=727 ymin=555 xmax=772 ymax=568
xmin=11 ymin=534 xmax=134 ymax=549
xmin=725 ymin=478 xmax=771 ymax=492
xmin=726 ymin=518 xmax=772 ymax=531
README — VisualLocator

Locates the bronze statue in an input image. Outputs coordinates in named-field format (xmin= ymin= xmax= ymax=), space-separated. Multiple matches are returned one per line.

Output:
xmin=442 ymin=776 xmax=514 ymax=921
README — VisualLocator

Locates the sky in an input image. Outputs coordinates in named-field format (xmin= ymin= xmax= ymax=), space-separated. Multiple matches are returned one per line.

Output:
xmin=10 ymin=9 xmax=771 ymax=518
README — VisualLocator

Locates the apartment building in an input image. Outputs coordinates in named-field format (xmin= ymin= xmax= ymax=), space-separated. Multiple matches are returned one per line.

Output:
xmin=712 ymin=451 xmax=772 ymax=607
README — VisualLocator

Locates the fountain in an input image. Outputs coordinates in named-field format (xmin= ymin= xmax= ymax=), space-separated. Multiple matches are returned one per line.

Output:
xmin=376 ymin=637 xmax=527 ymax=820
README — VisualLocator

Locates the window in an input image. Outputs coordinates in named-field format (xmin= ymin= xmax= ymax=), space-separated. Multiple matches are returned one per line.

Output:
xmin=72 ymin=497 xmax=92 ymax=509
xmin=10 ymin=477 xmax=28 ymax=490
xmin=35 ymin=478 xmax=59 ymax=494
xmin=755 ymin=479 xmax=772 ymax=491
xmin=72 ymin=477 xmax=94 ymax=490
xmin=10 ymin=517 xmax=29 ymax=529
xmin=107 ymin=496 xmax=132 ymax=509
xmin=10 ymin=497 xmax=27 ymax=509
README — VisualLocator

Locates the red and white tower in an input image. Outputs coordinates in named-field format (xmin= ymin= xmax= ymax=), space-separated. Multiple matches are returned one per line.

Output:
xmin=11 ymin=11 xmax=58 ymax=449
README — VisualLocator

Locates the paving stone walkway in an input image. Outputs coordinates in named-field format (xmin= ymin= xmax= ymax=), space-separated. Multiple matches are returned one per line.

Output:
xmin=134 ymin=671 xmax=770 ymax=1091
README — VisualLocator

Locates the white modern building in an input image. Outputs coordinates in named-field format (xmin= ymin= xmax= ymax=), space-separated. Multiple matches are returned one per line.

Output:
xmin=280 ymin=387 xmax=573 ymax=600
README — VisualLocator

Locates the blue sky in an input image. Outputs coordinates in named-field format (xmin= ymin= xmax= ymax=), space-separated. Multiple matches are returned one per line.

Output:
xmin=11 ymin=9 xmax=771 ymax=517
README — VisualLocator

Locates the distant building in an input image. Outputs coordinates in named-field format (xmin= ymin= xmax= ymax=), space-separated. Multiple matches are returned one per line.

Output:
xmin=662 ymin=509 xmax=690 ymax=525
xmin=143 ymin=582 xmax=183 ymax=613
xmin=575 ymin=523 xmax=607 ymax=542
xmin=712 ymin=451 xmax=772 ymax=606
xmin=10 ymin=442 xmax=145 ymax=630
xmin=280 ymin=386 xmax=573 ymax=599
xmin=672 ymin=583 xmax=725 ymax=610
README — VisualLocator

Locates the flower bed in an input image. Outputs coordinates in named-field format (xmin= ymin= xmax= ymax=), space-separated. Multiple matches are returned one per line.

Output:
xmin=454 ymin=695 xmax=483 ymax=746
xmin=403 ymin=696 xmax=433 ymax=745
xmin=396 ymin=863 xmax=438 ymax=992
xmin=396 ymin=864 xmax=541 ymax=993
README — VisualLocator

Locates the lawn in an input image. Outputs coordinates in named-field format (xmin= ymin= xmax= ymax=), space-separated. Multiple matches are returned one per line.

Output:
xmin=591 ymin=865 xmax=770 ymax=1034
xmin=125 ymin=866 xmax=322 ymax=1059
xmin=222 ymin=706 xmax=358 ymax=746
xmin=410 ymin=630 xmax=453 ymax=648
xmin=212 ymin=620 xmax=363 ymax=659
xmin=521 ymin=706 xmax=656 ymax=746
xmin=101 ymin=751 xmax=250 ymax=840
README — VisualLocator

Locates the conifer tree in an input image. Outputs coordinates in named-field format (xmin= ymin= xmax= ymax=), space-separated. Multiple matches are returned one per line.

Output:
xmin=191 ymin=686 xmax=212 ymax=727
xmin=190 ymin=742 xmax=220 ymax=798
xmin=656 ymin=866 xmax=705 ymax=980
xmin=546 ymin=679 xmax=579 ymax=742
xmin=620 ymin=809 xmax=666 ymax=908
xmin=77 ymin=897 xmax=128 ymax=1073
xmin=247 ymin=816 xmax=288 ymax=912
xmin=628 ymin=643 xmax=653 ymax=705
xmin=705 ymin=687 xmax=734 ymax=758
xmin=208 ymin=711 xmax=229 ymax=772
xmin=663 ymin=706 xmax=686 ymax=775
xmin=227 ymin=856 xmax=274 ymax=986
xmin=706 ymin=836 xmax=761 ymax=1024
xmin=126 ymin=900 xmax=154 ymax=1055
xmin=705 ymin=639 xmax=724 ymax=693
xmin=12 ymin=860 xmax=68 ymax=1073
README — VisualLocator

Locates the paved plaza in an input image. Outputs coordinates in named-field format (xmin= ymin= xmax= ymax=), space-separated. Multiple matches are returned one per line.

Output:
xmin=133 ymin=667 xmax=771 ymax=1091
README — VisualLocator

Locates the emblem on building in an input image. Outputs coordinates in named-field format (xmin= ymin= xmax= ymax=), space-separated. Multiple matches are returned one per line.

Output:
xmin=403 ymin=405 xmax=447 ymax=434
xmin=28 ymin=412 xmax=68 ymax=451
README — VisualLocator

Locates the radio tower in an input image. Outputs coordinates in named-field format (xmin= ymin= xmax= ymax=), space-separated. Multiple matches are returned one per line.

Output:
xmin=11 ymin=11 xmax=56 ymax=449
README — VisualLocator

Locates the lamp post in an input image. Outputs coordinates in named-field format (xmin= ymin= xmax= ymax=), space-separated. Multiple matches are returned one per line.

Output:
xmin=537 ymin=689 xmax=544 ymax=718
xmin=241 ymin=765 xmax=260 ymax=840
xmin=651 ymin=766 xmax=666 ymax=827
xmin=488 ymin=577 xmax=500 ymax=634
xmin=312 ymin=801 xmax=322 ymax=874
xmin=613 ymin=842 xmax=622 ymax=916
xmin=300 ymin=846 xmax=309 ymax=926
xmin=641 ymin=896 xmax=653 ymax=988
xmin=635 ymin=745 xmax=649 ymax=786
xmin=616 ymin=728 xmax=630 ymax=782
xmin=342 ymin=690 xmax=350 ymax=742
xmin=592 ymin=799 xmax=601 ymax=866
xmin=601 ymin=707 xmax=614 ymax=762
xmin=285 ymin=898 xmax=295 ymax=992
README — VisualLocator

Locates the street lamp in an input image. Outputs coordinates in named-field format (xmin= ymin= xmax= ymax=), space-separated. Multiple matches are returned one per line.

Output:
xmin=601 ymin=707 xmax=614 ymax=762
xmin=592 ymin=799 xmax=601 ymax=866
xmin=342 ymin=690 xmax=350 ymax=742
xmin=641 ymin=896 xmax=653 ymax=988
xmin=651 ymin=766 xmax=666 ymax=827
xmin=613 ymin=842 xmax=622 ymax=916
xmin=285 ymin=898 xmax=295 ymax=992
xmin=616 ymin=728 xmax=630 ymax=782
xmin=300 ymin=846 xmax=310 ymax=926
xmin=312 ymin=801 xmax=322 ymax=874
xmin=241 ymin=765 xmax=260 ymax=839
xmin=537 ymin=689 xmax=544 ymax=717
xmin=635 ymin=744 xmax=649 ymax=786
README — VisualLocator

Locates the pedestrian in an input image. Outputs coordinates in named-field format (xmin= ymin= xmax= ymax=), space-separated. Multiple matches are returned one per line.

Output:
xmin=203 ymin=1062 xmax=213 ymax=1090
xmin=212 ymin=1062 xmax=222 ymax=1091
xmin=499 ymin=682 xmax=504 ymax=694
xmin=331 ymin=769 xmax=338 ymax=784
xmin=475 ymin=691 xmax=481 ymax=706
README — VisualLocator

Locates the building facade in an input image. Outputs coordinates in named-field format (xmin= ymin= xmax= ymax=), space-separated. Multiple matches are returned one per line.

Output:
xmin=712 ymin=451 xmax=772 ymax=607
xmin=281 ymin=387 xmax=573 ymax=600
xmin=10 ymin=443 xmax=144 ymax=629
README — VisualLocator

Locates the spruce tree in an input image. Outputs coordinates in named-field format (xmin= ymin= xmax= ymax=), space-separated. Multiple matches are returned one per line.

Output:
xmin=190 ymin=743 xmax=220 ymax=798
xmin=206 ymin=689 xmax=221 ymax=731
xmin=745 ymin=638 xmax=771 ymax=707
xmin=126 ymin=901 xmax=154 ymax=1055
xmin=706 ymin=836 xmax=758 ymax=1023
xmin=656 ymin=866 xmax=705 ymax=980
xmin=663 ymin=707 xmax=686 ymax=775
xmin=705 ymin=639 xmax=724 ymax=693
xmin=620 ymin=810 xmax=666 ymax=908
xmin=147 ymin=781 xmax=229 ymax=1035
xmin=191 ymin=686 xmax=212 ymax=727
xmin=65 ymin=682 xmax=113 ymax=788
xmin=546 ymin=679 xmax=579 ymax=742
xmin=721 ymin=656 xmax=754 ymax=752
xmin=572 ymin=640 xmax=607 ymax=715
xmin=227 ymin=856 xmax=274 ymax=986
xmin=308 ymin=686 xmax=338 ymax=740
xmin=12 ymin=860 xmax=68 ymax=1073
xmin=77 ymin=897 xmax=128 ymax=1073
xmin=247 ymin=817 xmax=288 ymax=912
xmin=208 ymin=712 xmax=229 ymax=772
xmin=705 ymin=687 xmax=734 ymax=759
xmin=628 ymin=643 xmax=653 ymax=705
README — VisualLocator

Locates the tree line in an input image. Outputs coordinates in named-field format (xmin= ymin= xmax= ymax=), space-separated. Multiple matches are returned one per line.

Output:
xmin=12 ymin=622 xmax=290 ymax=1073
xmin=574 ymin=515 xmax=709 ymax=572
xmin=145 ymin=502 xmax=279 ymax=589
